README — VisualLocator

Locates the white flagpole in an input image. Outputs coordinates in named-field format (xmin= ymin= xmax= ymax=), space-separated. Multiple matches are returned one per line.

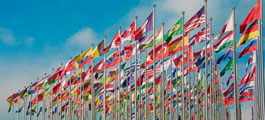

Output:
xmin=232 ymin=7 xmax=240 ymax=120
xmin=36 ymin=79 xmax=39 ymax=120
xmin=204 ymin=0 xmax=208 ymax=119
xmin=192 ymin=45 xmax=196 ymax=120
xmin=259 ymin=0 xmax=264 ymax=118
xmin=17 ymin=95 xmax=20 ymax=120
xmin=188 ymin=35 xmax=191 ymax=120
xmin=42 ymin=74 xmax=46 ymax=120
xmin=68 ymin=64 xmax=72 ymax=120
xmin=170 ymin=55 xmax=173 ymax=120
xmin=181 ymin=11 xmax=185 ymax=120
xmin=209 ymin=18 xmax=213 ymax=120
xmin=129 ymin=40 xmax=132 ymax=120
xmin=91 ymin=44 xmax=96 ymax=120
xmin=50 ymin=68 xmax=54 ymax=120
xmin=118 ymin=26 xmax=122 ymax=120
xmin=60 ymin=63 xmax=63 ymax=120
xmin=134 ymin=16 xmax=138 ymax=120
xmin=161 ymin=22 xmax=165 ymax=120
xmin=29 ymin=83 xmax=33 ymax=120
xmin=103 ymin=36 xmax=107 ymax=120
xmin=176 ymin=52 xmax=179 ymax=120
xmin=12 ymin=94 xmax=14 ymax=120
xmin=23 ymin=86 xmax=26 ymax=120
xmin=152 ymin=4 xmax=156 ymax=120
xmin=145 ymin=48 xmax=150 ymax=120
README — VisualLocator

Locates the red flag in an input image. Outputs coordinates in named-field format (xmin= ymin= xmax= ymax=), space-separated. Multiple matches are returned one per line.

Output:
xmin=240 ymin=0 xmax=261 ymax=33
xmin=53 ymin=82 xmax=61 ymax=95
xmin=223 ymin=82 xmax=234 ymax=97
xmin=103 ymin=30 xmax=121 ymax=53
xmin=148 ymin=43 xmax=169 ymax=60
xmin=121 ymin=21 xmax=136 ymax=42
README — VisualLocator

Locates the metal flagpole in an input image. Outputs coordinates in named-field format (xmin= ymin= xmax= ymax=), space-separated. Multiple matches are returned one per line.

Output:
xmin=204 ymin=1 xmax=208 ymax=119
xmin=196 ymin=71 xmax=200 ymax=120
xmin=29 ymin=83 xmax=33 ymax=120
xmin=181 ymin=11 xmax=185 ymax=120
xmin=152 ymin=4 xmax=156 ymax=120
xmin=175 ymin=52 xmax=179 ymax=120
xmin=79 ymin=51 xmax=84 ymax=120
xmin=69 ymin=64 xmax=72 ymax=120
xmin=129 ymin=40 xmax=132 ymax=120
xmin=232 ymin=7 xmax=240 ymax=120
xmin=50 ymin=69 xmax=54 ymax=120
xmin=161 ymin=22 xmax=165 ymax=120
xmin=23 ymin=86 xmax=26 ymax=120
xmin=139 ymin=49 xmax=142 ymax=120
xmin=103 ymin=36 xmax=107 ymax=120
xmin=12 ymin=96 xmax=14 ymax=120
xmin=259 ymin=0 xmax=264 ymax=118
xmin=170 ymin=55 xmax=173 ymax=120
xmin=192 ymin=45 xmax=196 ymax=120
xmin=145 ymin=48 xmax=150 ymax=120
xmin=134 ymin=16 xmax=138 ymax=120
xmin=209 ymin=18 xmax=213 ymax=120
xmin=118 ymin=27 xmax=122 ymax=120
xmin=60 ymin=63 xmax=63 ymax=120
xmin=42 ymin=74 xmax=46 ymax=120
xmin=91 ymin=44 xmax=96 ymax=120
xmin=36 ymin=78 xmax=39 ymax=120
xmin=188 ymin=35 xmax=191 ymax=120
xmin=17 ymin=95 xmax=20 ymax=120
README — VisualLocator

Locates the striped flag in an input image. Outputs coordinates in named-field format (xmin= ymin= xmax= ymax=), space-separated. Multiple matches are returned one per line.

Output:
xmin=184 ymin=6 xmax=206 ymax=32
xmin=189 ymin=23 xmax=210 ymax=46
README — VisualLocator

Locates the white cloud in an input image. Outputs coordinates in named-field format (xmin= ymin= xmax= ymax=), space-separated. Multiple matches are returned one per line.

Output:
xmin=66 ymin=27 xmax=98 ymax=48
xmin=0 ymin=27 xmax=15 ymax=45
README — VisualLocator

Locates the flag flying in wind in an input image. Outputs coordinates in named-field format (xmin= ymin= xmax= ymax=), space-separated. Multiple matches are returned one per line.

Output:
xmin=139 ymin=27 xmax=163 ymax=49
xmin=216 ymin=46 xmax=233 ymax=64
xmin=92 ymin=40 xmax=105 ymax=58
xmin=239 ymin=0 xmax=261 ymax=33
xmin=238 ymin=38 xmax=258 ymax=58
xmin=121 ymin=21 xmax=136 ymax=42
xmin=74 ymin=48 xmax=92 ymax=67
xmin=134 ymin=11 xmax=153 ymax=40
xmin=189 ymin=23 xmax=210 ymax=46
xmin=103 ymin=30 xmax=121 ymax=53
xmin=184 ymin=6 xmax=206 ymax=32
xmin=237 ymin=21 xmax=259 ymax=47
xmin=220 ymin=59 xmax=234 ymax=76
xmin=214 ymin=11 xmax=234 ymax=42
xmin=214 ymin=31 xmax=234 ymax=53
xmin=164 ymin=17 xmax=183 ymax=43
xmin=168 ymin=33 xmax=189 ymax=55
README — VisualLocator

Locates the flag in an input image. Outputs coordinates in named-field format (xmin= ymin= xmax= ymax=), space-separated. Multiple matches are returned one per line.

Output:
xmin=92 ymin=40 xmax=105 ymax=58
xmin=184 ymin=6 xmax=205 ymax=32
xmin=246 ymin=51 xmax=256 ymax=72
xmin=139 ymin=27 xmax=163 ymax=49
xmin=239 ymin=92 xmax=253 ymax=102
xmin=240 ymin=0 xmax=261 ymax=33
xmin=237 ymin=21 xmax=259 ymax=47
xmin=53 ymin=82 xmax=61 ymax=95
xmin=220 ymin=59 xmax=233 ymax=76
xmin=216 ymin=46 xmax=233 ymax=64
xmin=238 ymin=38 xmax=258 ymax=58
xmin=214 ymin=31 xmax=233 ymax=53
xmin=121 ymin=21 xmax=136 ymax=42
xmin=214 ymin=11 xmax=234 ymax=41
xmin=134 ymin=11 xmax=153 ymax=40
xmin=226 ymin=71 xmax=234 ymax=86
xmin=164 ymin=17 xmax=183 ymax=43
xmin=240 ymin=81 xmax=255 ymax=95
xmin=103 ymin=30 xmax=121 ymax=53
xmin=16 ymin=104 xmax=23 ymax=113
xmin=167 ymin=33 xmax=189 ymax=55
xmin=74 ymin=48 xmax=92 ymax=67
xmin=45 ymin=67 xmax=62 ymax=86
xmin=61 ymin=58 xmax=79 ymax=78
xmin=223 ymin=82 xmax=234 ymax=97
xmin=189 ymin=23 xmax=210 ymax=45
xmin=149 ymin=43 xmax=169 ymax=60
xmin=239 ymin=65 xmax=256 ymax=87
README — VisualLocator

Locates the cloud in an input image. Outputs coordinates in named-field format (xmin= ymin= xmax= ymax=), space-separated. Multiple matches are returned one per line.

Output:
xmin=66 ymin=27 xmax=98 ymax=48
xmin=0 ymin=27 xmax=15 ymax=45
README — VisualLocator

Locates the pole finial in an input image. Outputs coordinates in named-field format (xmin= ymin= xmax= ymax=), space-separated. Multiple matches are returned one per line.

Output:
xmin=135 ymin=16 xmax=138 ymax=19
xmin=209 ymin=17 xmax=212 ymax=21
xmin=182 ymin=11 xmax=185 ymax=15
xmin=153 ymin=4 xmax=156 ymax=8
xmin=119 ymin=26 xmax=121 ymax=30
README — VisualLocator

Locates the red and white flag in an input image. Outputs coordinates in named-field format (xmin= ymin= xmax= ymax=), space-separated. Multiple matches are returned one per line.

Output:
xmin=103 ymin=30 xmax=121 ymax=53
xmin=184 ymin=6 xmax=206 ymax=32
xmin=121 ymin=21 xmax=136 ymax=42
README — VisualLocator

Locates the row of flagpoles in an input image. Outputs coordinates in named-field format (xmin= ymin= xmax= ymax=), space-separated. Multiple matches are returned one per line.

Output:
xmin=6 ymin=0 xmax=264 ymax=120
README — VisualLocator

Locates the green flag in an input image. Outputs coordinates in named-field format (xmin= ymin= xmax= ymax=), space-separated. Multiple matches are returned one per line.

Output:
xmin=220 ymin=59 xmax=234 ymax=76
xmin=164 ymin=17 xmax=183 ymax=43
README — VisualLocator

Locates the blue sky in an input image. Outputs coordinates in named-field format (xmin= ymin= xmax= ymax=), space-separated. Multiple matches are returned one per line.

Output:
xmin=0 ymin=0 xmax=263 ymax=119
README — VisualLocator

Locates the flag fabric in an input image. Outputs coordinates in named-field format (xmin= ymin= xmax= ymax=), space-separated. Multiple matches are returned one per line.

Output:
xmin=121 ymin=21 xmax=136 ymax=42
xmin=139 ymin=27 xmax=163 ymax=49
xmin=184 ymin=6 xmax=205 ymax=32
xmin=134 ymin=11 xmax=153 ymax=40
xmin=223 ymin=82 xmax=234 ymax=97
xmin=226 ymin=71 xmax=234 ymax=86
xmin=45 ymin=67 xmax=62 ymax=86
xmin=164 ymin=17 xmax=183 ymax=43
xmin=220 ymin=59 xmax=234 ymax=76
xmin=92 ymin=40 xmax=105 ymax=58
xmin=238 ymin=38 xmax=258 ymax=58
xmin=246 ymin=51 xmax=256 ymax=72
xmin=167 ymin=33 xmax=189 ymax=55
xmin=53 ymin=82 xmax=61 ymax=95
xmin=214 ymin=11 xmax=234 ymax=42
xmin=240 ymin=0 xmax=261 ymax=33
xmin=61 ymin=58 xmax=79 ymax=78
xmin=239 ymin=92 xmax=253 ymax=102
xmin=74 ymin=48 xmax=92 ymax=67
xmin=214 ymin=31 xmax=233 ymax=53
xmin=239 ymin=65 xmax=256 ymax=87
xmin=189 ymin=23 xmax=210 ymax=45
xmin=103 ymin=30 xmax=121 ymax=53
xmin=216 ymin=46 xmax=233 ymax=64
xmin=237 ymin=20 xmax=259 ymax=47
xmin=240 ymin=81 xmax=255 ymax=95
xmin=148 ymin=43 xmax=169 ymax=61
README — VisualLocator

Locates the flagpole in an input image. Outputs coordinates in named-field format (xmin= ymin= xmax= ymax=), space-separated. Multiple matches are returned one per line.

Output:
xmin=29 ymin=83 xmax=32 ymax=120
xmin=23 ymin=86 xmax=26 ymax=120
xmin=50 ymin=68 xmax=54 ymax=120
xmin=192 ymin=45 xmax=196 ymax=120
xmin=231 ymin=7 xmax=240 ymax=120
xmin=17 ymin=93 xmax=20 ymax=120
xmin=209 ymin=18 xmax=213 ymax=120
xmin=139 ymin=49 xmax=142 ymax=120
xmin=188 ymin=36 xmax=191 ymax=120
xmin=79 ymin=50 xmax=84 ymax=120
xmin=196 ymin=71 xmax=200 ymax=120
xmin=181 ymin=11 xmax=185 ymax=120
xmin=203 ymin=1 xmax=208 ymax=120
xmin=36 ymin=79 xmax=39 ymax=120
xmin=69 ymin=63 xmax=73 ymax=120
xmin=176 ymin=52 xmax=179 ymax=120
xmin=42 ymin=74 xmax=46 ymax=120
xmin=161 ymin=22 xmax=165 ymax=120
xmin=91 ymin=44 xmax=96 ymax=120
xmin=170 ymin=55 xmax=173 ymax=120
xmin=152 ymin=4 xmax=156 ymax=120
xmin=118 ymin=26 xmax=122 ymax=120
xmin=259 ymin=0 xmax=264 ymax=118
xmin=128 ymin=40 xmax=132 ymax=120
xmin=12 ymin=94 xmax=14 ymax=120
xmin=134 ymin=16 xmax=138 ymax=120
xmin=145 ymin=48 xmax=150 ymax=120
xmin=103 ymin=35 xmax=107 ymax=120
